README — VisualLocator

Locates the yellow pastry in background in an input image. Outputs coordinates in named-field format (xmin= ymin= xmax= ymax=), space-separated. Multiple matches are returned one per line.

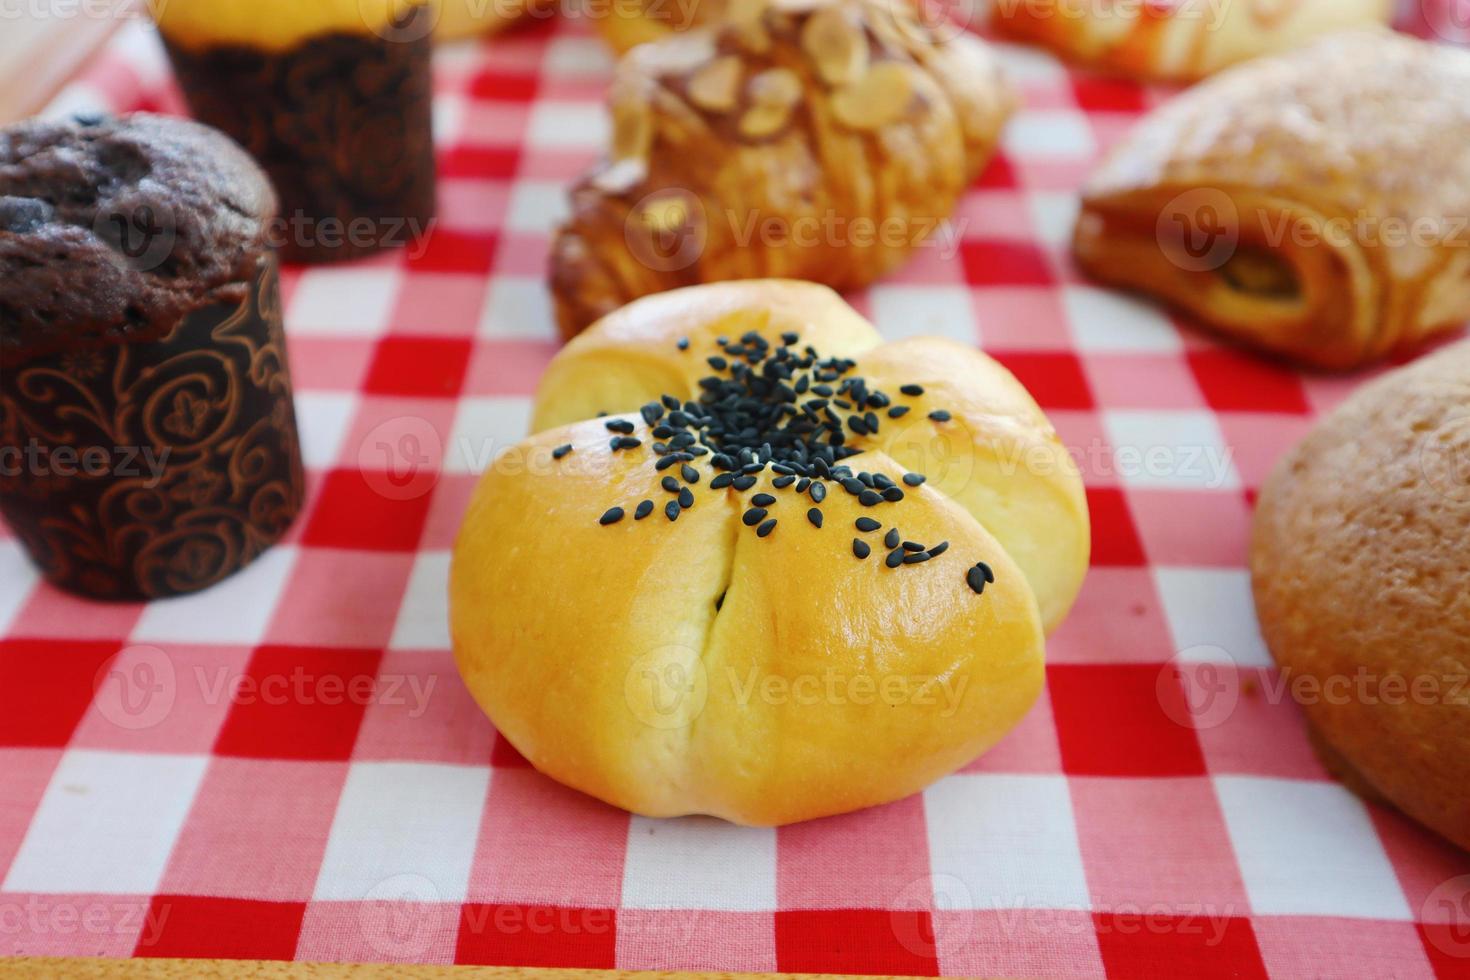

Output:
xmin=992 ymin=0 xmax=1392 ymax=82
xmin=451 ymin=280 xmax=1090 ymax=826
xmin=1074 ymin=31 xmax=1470 ymax=370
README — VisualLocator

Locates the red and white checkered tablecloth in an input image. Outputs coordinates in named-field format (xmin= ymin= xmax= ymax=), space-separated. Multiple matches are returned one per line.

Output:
xmin=3 ymin=6 xmax=1470 ymax=977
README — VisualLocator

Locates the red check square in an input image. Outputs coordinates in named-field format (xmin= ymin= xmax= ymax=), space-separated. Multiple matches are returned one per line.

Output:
xmin=0 ymin=640 xmax=119 ymax=747
xmin=1188 ymin=350 xmax=1311 ymax=414
xmin=456 ymin=904 xmax=617 ymax=968
xmin=775 ymin=909 xmax=939 ymax=976
xmin=302 ymin=469 xmax=434 ymax=552
xmin=135 ymin=895 xmax=306 ymax=960
xmin=991 ymin=351 xmax=1095 ymax=410
xmin=364 ymin=337 xmax=474 ymax=398
xmin=468 ymin=70 xmax=540 ymax=102
xmin=213 ymin=646 xmax=383 ymax=761
xmin=960 ymin=241 xmax=1055 ymax=286
xmin=1048 ymin=664 xmax=1207 ymax=777
xmin=1072 ymin=77 xmax=1149 ymax=113
xmin=1094 ymin=912 xmax=1268 ymax=980
xmin=407 ymin=230 xmax=501 ymax=277
xmin=441 ymin=145 xmax=521 ymax=180
xmin=1085 ymin=487 xmax=1147 ymax=567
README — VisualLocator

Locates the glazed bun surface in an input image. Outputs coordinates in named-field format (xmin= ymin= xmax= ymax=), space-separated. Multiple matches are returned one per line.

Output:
xmin=1253 ymin=341 xmax=1470 ymax=851
xmin=452 ymin=281 xmax=1089 ymax=825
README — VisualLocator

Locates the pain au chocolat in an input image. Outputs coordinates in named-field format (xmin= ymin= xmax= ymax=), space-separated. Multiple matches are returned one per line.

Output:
xmin=1073 ymin=31 xmax=1470 ymax=370
xmin=451 ymin=281 xmax=1089 ymax=826
xmin=992 ymin=0 xmax=1391 ymax=82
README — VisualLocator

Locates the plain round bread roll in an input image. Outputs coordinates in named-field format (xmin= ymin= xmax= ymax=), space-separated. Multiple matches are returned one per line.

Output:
xmin=452 ymin=281 xmax=1089 ymax=825
xmin=1252 ymin=340 xmax=1470 ymax=851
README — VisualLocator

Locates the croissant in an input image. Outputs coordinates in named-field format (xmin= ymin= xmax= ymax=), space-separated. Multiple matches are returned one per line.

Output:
xmin=451 ymin=280 xmax=1090 ymax=825
xmin=992 ymin=0 xmax=1392 ymax=82
xmin=1073 ymin=31 xmax=1470 ymax=370
xmin=549 ymin=0 xmax=1014 ymax=338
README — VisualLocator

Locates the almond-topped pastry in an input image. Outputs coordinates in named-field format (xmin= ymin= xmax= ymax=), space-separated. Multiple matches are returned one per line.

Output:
xmin=549 ymin=0 xmax=1014 ymax=338
xmin=1252 ymin=340 xmax=1470 ymax=852
xmin=992 ymin=0 xmax=1392 ymax=82
xmin=1074 ymin=31 xmax=1470 ymax=370
xmin=451 ymin=281 xmax=1089 ymax=826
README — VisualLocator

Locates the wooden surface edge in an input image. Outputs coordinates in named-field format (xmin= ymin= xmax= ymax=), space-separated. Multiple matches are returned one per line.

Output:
xmin=0 ymin=959 xmax=965 ymax=980
xmin=0 ymin=11 xmax=121 ymax=124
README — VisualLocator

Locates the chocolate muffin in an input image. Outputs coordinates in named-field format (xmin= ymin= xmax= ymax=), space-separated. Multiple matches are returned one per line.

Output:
xmin=154 ymin=0 xmax=437 ymax=264
xmin=0 ymin=113 xmax=305 ymax=600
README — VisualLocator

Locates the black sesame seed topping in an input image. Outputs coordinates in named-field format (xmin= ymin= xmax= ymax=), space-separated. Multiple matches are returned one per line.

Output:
xmin=681 ymin=464 xmax=700 ymax=483
xmin=882 ymin=487 xmax=905 ymax=502
xmin=884 ymin=528 xmax=901 ymax=549
xmin=885 ymin=549 xmax=905 ymax=568
xmin=743 ymin=507 xmax=768 ymax=526
xmin=635 ymin=500 xmax=654 ymax=520
xmin=902 ymin=540 xmax=925 ymax=552
xmin=903 ymin=472 xmax=925 ymax=486
xmin=666 ymin=501 xmax=681 ymax=521
xmin=853 ymin=539 xmax=871 ymax=559
xmin=710 ymin=473 xmax=734 ymax=490
xmin=888 ymin=405 xmax=910 ymax=418
xmin=751 ymin=493 xmax=776 ymax=507
xmin=606 ymin=419 xmax=635 ymax=434
xmin=610 ymin=436 xmax=642 ymax=450
xmin=855 ymin=517 xmax=881 ymax=532
xmin=858 ymin=489 xmax=882 ymax=507
xmin=929 ymin=541 xmax=949 ymax=557
xmin=678 ymin=487 xmax=694 ymax=508
xmin=599 ymin=507 xmax=625 ymax=525
xmin=552 ymin=444 xmax=573 ymax=460
xmin=929 ymin=410 xmax=952 ymax=422
xmin=900 ymin=384 xmax=924 ymax=396
xmin=732 ymin=475 xmax=757 ymax=491
xmin=756 ymin=518 xmax=777 ymax=538
xmin=903 ymin=551 xmax=931 ymax=564
xmin=661 ymin=475 xmax=680 ymax=493
xmin=772 ymin=474 xmax=796 ymax=489
xmin=966 ymin=565 xmax=990 ymax=594
xmin=810 ymin=482 xmax=827 ymax=503
xmin=807 ymin=508 xmax=823 ymax=528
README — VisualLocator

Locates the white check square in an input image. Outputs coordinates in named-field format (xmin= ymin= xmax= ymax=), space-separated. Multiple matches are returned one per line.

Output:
xmin=870 ymin=286 xmax=979 ymax=344
xmin=0 ymin=540 xmax=37 ymax=634
xmin=289 ymin=267 xmax=402 ymax=337
xmin=390 ymin=551 xmax=453 ymax=650
xmin=3 ymin=750 xmax=207 ymax=894
xmin=1002 ymin=111 xmax=1096 ymax=160
xmin=1215 ymin=776 xmax=1410 ymax=919
xmin=313 ymin=761 xmax=491 ymax=902
xmin=504 ymin=181 xmax=570 ymax=235
xmin=132 ymin=545 xmax=298 ymax=646
xmin=622 ymin=817 xmax=777 ymax=911
xmin=478 ymin=277 xmax=557 ymax=339
xmin=444 ymin=398 xmax=533 ymax=475
xmin=527 ymin=102 xmax=608 ymax=149
xmin=1102 ymin=411 xmax=1241 ymax=491
xmin=1063 ymin=286 xmax=1183 ymax=353
xmin=293 ymin=392 xmax=359 ymax=470
xmin=1155 ymin=567 xmax=1272 ymax=666
xmin=924 ymin=773 xmax=1090 ymax=910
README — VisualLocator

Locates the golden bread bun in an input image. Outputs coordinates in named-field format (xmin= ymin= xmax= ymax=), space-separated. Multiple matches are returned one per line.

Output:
xmin=550 ymin=0 xmax=1015 ymax=338
xmin=452 ymin=281 xmax=1089 ymax=825
xmin=1252 ymin=340 xmax=1470 ymax=851
xmin=992 ymin=0 xmax=1392 ymax=82
xmin=1074 ymin=31 xmax=1470 ymax=371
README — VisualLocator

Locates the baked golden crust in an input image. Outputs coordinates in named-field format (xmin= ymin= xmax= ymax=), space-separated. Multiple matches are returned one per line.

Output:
xmin=452 ymin=280 xmax=1089 ymax=825
xmin=549 ymin=0 xmax=1014 ymax=338
xmin=1252 ymin=340 xmax=1470 ymax=851
xmin=992 ymin=0 xmax=1392 ymax=82
xmin=1074 ymin=31 xmax=1470 ymax=370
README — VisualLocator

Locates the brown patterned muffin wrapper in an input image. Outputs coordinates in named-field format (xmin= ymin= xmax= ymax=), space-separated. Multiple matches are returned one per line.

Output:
xmin=161 ymin=12 xmax=438 ymax=264
xmin=0 ymin=252 xmax=305 ymax=601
